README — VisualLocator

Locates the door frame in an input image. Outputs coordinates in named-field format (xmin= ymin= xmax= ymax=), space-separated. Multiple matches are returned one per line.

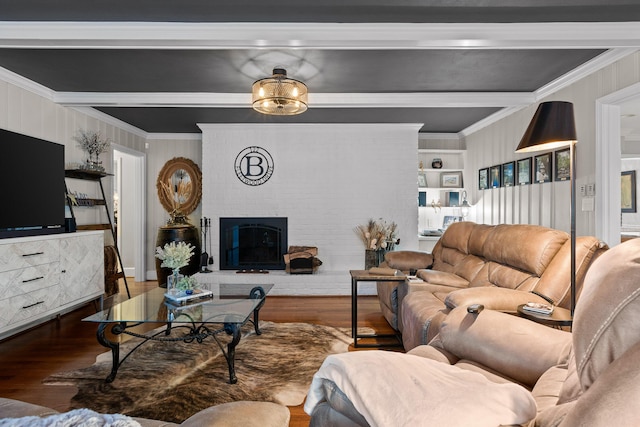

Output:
xmin=596 ymin=81 xmax=640 ymax=247
xmin=112 ymin=144 xmax=147 ymax=282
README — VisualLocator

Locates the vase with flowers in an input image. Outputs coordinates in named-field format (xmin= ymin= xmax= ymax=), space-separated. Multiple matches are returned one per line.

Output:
xmin=155 ymin=241 xmax=196 ymax=296
xmin=354 ymin=218 xmax=400 ymax=269
xmin=73 ymin=129 xmax=111 ymax=172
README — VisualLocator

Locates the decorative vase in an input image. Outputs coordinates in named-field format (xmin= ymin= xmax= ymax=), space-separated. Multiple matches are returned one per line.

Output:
xmin=155 ymin=225 xmax=201 ymax=288
xmin=167 ymin=269 xmax=183 ymax=296
xmin=432 ymin=158 xmax=443 ymax=169
xmin=83 ymin=152 xmax=105 ymax=172
xmin=365 ymin=249 xmax=385 ymax=270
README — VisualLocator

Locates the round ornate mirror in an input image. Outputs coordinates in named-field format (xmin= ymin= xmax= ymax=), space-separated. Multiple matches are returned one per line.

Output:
xmin=156 ymin=157 xmax=202 ymax=222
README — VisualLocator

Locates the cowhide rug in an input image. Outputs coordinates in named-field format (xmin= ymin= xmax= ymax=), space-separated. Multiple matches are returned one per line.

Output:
xmin=43 ymin=321 xmax=356 ymax=423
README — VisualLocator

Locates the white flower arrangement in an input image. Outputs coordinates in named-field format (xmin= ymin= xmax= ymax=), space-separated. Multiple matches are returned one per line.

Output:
xmin=354 ymin=218 xmax=400 ymax=251
xmin=73 ymin=129 xmax=111 ymax=157
xmin=155 ymin=241 xmax=195 ymax=270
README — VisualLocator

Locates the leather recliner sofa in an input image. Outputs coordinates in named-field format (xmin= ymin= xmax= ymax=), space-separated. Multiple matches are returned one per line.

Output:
xmin=306 ymin=237 xmax=640 ymax=426
xmin=377 ymin=221 xmax=607 ymax=350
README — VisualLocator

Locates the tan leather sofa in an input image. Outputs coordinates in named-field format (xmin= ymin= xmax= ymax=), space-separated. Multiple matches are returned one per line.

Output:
xmin=0 ymin=399 xmax=290 ymax=426
xmin=307 ymin=238 xmax=640 ymax=426
xmin=378 ymin=221 xmax=607 ymax=350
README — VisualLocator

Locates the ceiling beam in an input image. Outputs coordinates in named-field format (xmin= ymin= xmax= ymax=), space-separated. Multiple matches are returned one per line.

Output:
xmin=1 ymin=22 xmax=640 ymax=50
xmin=53 ymin=91 xmax=534 ymax=108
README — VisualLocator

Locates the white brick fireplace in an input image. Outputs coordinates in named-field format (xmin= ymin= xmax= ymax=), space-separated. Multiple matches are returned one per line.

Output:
xmin=198 ymin=123 xmax=420 ymax=295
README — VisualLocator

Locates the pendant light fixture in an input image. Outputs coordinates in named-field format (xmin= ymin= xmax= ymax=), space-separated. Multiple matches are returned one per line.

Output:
xmin=252 ymin=68 xmax=308 ymax=115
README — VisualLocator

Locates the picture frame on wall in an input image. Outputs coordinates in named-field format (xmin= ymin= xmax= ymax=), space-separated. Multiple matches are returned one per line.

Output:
xmin=534 ymin=153 xmax=552 ymax=183
xmin=502 ymin=161 xmax=515 ymax=187
xmin=555 ymin=148 xmax=571 ymax=181
xmin=418 ymin=173 xmax=428 ymax=188
xmin=440 ymin=171 xmax=463 ymax=188
xmin=479 ymin=168 xmax=489 ymax=190
xmin=621 ymin=170 xmax=636 ymax=213
xmin=516 ymin=157 xmax=532 ymax=186
xmin=489 ymin=165 xmax=502 ymax=188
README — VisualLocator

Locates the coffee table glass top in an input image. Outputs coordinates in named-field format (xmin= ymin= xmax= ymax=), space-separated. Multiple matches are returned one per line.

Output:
xmin=83 ymin=283 xmax=273 ymax=324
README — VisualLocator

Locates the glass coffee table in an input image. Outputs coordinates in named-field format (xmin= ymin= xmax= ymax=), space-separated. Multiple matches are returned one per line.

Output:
xmin=83 ymin=283 xmax=273 ymax=384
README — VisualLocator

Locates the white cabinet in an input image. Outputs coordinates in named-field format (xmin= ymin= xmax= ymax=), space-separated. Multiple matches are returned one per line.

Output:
xmin=59 ymin=233 xmax=104 ymax=306
xmin=0 ymin=231 xmax=104 ymax=339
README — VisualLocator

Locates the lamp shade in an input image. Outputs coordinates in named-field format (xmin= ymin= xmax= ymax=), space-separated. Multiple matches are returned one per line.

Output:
xmin=515 ymin=101 xmax=577 ymax=153
xmin=252 ymin=68 xmax=308 ymax=116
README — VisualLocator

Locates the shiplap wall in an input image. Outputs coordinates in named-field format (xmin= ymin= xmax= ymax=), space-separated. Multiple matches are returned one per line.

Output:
xmin=465 ymin=51 xmax=640 ymax=242
xmin=0 ymin=79 xmax=147 ymax=246
xmin=145 ymin=136 xmax=202 ymax=277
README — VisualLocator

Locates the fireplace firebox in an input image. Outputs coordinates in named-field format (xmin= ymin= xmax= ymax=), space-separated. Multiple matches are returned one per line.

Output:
xmin=219 ymin=217 xmax=288 ymax=270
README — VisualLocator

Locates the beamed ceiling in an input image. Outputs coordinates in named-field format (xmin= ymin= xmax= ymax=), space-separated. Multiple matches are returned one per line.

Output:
xmin=0 ymin=1 xmax=639 ymax=136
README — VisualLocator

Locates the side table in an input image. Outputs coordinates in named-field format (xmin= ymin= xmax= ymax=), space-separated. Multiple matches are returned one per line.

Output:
xmin=517 ymin=304 xmax=572 ymax=330
xmin=350 ymin=270 xmax=404 ymax=348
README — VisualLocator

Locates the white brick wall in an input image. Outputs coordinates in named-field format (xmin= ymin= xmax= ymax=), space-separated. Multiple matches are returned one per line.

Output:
xmin=199 ymin=123 xmax=421 ymax=295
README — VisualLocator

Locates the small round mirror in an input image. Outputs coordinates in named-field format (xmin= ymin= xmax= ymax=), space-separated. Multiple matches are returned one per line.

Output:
xmin=156 ymin=157 xmax=202 ymax=223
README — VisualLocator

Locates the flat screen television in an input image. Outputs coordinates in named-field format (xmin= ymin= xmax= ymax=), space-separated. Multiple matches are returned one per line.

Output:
xmin=0 ymin=128 xmax=66 ymax=239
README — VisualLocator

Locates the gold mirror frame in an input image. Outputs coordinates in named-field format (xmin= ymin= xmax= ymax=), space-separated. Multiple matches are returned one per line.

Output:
xmin=156 ymin=157 xmax=203 ymax=218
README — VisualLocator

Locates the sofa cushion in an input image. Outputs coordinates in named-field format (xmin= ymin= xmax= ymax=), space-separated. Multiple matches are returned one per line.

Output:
xmin=417 ymin=269 xmax=469 ymax=288
xmin=482 ymin=224 xmax=568 ymax=277
xmin=570 ymin=238 xmax=640 ymax=392
xmin=438 ymin=306 xmax=572 ymax=388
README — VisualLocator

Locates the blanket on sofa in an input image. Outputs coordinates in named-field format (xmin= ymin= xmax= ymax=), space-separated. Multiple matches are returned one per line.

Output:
xmin=304 ymin=351 xmax=537 ymax=427
xmin=0 ymin=408 xmax=141 ymax=427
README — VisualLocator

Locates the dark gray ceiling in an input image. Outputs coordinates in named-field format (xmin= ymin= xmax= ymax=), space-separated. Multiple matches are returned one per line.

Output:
xmin=2 ymin=0 xmax=640 ymax=23
xmin=0 ymin=1 xmax=637 ymax=135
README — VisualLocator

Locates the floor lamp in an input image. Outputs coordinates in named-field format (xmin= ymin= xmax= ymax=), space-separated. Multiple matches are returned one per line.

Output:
xmin=516 ymin=101 xmax=578 ymax=316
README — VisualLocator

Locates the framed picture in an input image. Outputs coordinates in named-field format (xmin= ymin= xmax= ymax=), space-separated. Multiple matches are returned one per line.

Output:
xmin=621 ymin=170 xmax=636 ymax=213
xmin=502 ymin=161 xmax=515 ymax=187
xmin=479 ymin=168 xmax=489 ymax=190
xmin=446 ymin=191 xmax=460 ymax=207
xmin=489 ymin=165 xmax=502 ymax=188
xmin=418 ymin=173 xmax=428 ymax=188
xmin=440 ymin=171 xmax=463 ymax=188
xmin=443 ymin=215 xmax=463 ymax=229
xmin=516 ymin=157 xmax=532 ymax=186
xmin=418 ymin=191 xmax=427 ymax=207
xmin=555 ymin=148 xmax=571 ymax=181
xmin=534 ymin=153 xmax=552 ymax=183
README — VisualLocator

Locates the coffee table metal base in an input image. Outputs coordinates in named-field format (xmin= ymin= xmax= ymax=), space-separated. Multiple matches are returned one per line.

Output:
xmin=95 ymin=286 xmax=267 ymax=384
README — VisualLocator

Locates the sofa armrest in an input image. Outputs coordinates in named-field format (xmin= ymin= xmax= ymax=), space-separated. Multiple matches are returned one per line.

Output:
xmin=445 ymin=287 xmax=551 ymax=313
xmin=438 ymin=306 xmax=572 ymax=388
xmin=0 ymin=398 xmax=59 ymax=418
xmin=384 ymin=250 xmax=433 ymax=271
xmin=182 ymin=401 xmax=290 ymax=427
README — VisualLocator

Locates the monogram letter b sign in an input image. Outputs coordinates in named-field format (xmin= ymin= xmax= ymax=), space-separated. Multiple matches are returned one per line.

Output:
xmin=234 ymin=146 xmax=274 ymax=186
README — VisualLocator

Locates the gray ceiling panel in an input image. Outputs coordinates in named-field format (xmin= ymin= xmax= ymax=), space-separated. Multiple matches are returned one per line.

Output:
xmin=0 ymin=1 xmax=636 ymax=135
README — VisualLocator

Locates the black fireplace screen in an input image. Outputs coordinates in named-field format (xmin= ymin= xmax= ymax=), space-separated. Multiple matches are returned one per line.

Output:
xmin=219 ymin=217 xmax=288 ymax=270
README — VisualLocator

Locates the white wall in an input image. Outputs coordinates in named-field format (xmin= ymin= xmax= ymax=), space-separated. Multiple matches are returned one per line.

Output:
xmin=199 ymin=123 xmax=420 ymax=294
xmin=464 ymin=51 xmax=640 ymax=244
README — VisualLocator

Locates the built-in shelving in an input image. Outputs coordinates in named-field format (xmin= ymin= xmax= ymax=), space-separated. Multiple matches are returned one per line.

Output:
xmin=64 ymin=169 xmax=130 ymax=298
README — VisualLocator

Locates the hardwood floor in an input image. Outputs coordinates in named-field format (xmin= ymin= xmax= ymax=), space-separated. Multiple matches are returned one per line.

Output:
xmin=0 ymin=280 xmax=401 ymax=426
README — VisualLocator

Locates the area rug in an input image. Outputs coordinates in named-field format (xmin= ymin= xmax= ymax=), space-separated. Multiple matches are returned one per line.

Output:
xmin=43 ymin=321 xmax=357 ymax=423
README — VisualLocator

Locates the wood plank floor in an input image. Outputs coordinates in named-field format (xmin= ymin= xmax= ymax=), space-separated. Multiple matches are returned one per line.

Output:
xmin=0 ymin=280 xmax=402 ymax=426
